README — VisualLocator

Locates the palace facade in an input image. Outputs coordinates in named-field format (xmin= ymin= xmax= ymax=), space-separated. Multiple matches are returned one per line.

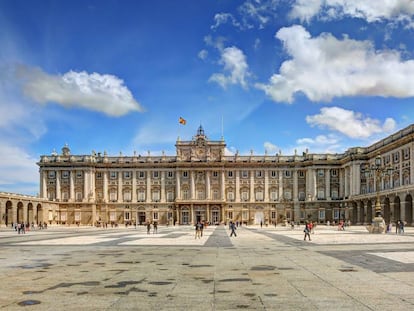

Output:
xmin=1 ymin=124 xmax=414 ymax=227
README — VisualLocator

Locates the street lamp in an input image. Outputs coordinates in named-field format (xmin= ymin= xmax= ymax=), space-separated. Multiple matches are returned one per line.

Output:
xmin=361 ymin=155 xmax=393 ymax=233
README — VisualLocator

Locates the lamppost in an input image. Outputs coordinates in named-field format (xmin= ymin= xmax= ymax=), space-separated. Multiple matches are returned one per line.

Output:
xmin=361 ymin=155 xmax=393 ymax=233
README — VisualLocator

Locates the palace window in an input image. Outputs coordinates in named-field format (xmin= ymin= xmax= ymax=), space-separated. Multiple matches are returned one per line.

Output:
xmin=213 ymin=190 xmax=219 ymax=200
xmin=241 ymin=191 xmax=249 ymax=201
xmin=213 ymin=171 xmax=218 ymax=177
xmin=153 ymin=171 xmax=159 ymax=179
xmin=271 ymin=171 xmax=277 ymax=178
xmin=123 ymin=171 xmax=131 ymax=179
xmin=182 ymin=190 xmax=189 ymax=200
xmin=227 ymin=191 xmax=234 ymax=201
xmin=256 ymin=171 xmax=263 ymax=178
xmin=255 ymin=190 xmax=263 ymax=201
xmin=298 ymin=170 xmax=305 ymax=178
xmin=167 ymin=191 xmax=174 ymax=202
xmin=62 ymin=171 xmax=69 ymax=179
xmin=48 ymin=171 xmax=56 ymax=179
xmin=242 ymin=171 xmax=249 ymax=178
xmin=96 ymin=172 xmax=102 ymax=179
xmin=228 ymin=171 xmax=233 ymax=178
xmin=183 ymin=171 xmax=188 ymax=178
xmin=110 ymin=171 xmax=117 ymax=179
xmin=123 ymin=191 xmax=131 ymax=201
xmin=153 ymin=212 xmax=159 ymax=221
xmin=138 ymin=190 xmax=145 ymax=202
xmin=76 ymin=171 xmax=83 ymax=179
xmin=152 ymin=191 xmax=160 ymax=202
xmin=138 ymin=171 xmax=145 ymax=179
xmin=110 ymin=190 xmax=117 ymax=202
xmin=270 ymin=190 xmax=278 ymax=201
xmin=318 ymin=169 xmax=324 ymax=177
xmin=197 ymin=190 xmax=205 ymax=200
xmin=284 ymin=171 xmax=291 ymax=178
xmin=167 ymin=171 xmax=174 ymax=178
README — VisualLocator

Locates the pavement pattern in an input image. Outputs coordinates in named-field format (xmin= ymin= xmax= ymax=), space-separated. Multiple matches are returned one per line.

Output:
xmin=0 ymin=224 xmax=413 ymax=310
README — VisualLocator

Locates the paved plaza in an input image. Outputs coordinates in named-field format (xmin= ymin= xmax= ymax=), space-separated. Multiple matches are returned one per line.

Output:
xmin=0 ymin=224 xmax=413 ymax=310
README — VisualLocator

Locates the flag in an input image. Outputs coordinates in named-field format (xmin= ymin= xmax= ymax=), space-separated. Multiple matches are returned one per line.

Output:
xmin=179 ymin=117 xmax=186 ymax=125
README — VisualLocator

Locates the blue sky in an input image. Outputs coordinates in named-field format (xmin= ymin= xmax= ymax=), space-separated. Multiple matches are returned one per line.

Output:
xmin=1 ymin=0 xmax=414 ymax=195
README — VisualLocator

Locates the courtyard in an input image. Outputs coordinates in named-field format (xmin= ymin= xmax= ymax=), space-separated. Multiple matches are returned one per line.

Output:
xmin=0 ymin=224 xmax=413 ymax=310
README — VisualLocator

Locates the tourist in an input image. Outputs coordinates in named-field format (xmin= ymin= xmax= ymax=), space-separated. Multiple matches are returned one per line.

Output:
xmin=230 ymin=221 xmax=237 ymax=237
xmin=195 ymin=222 xmax=202 ymax=239
xmin=147 ymin=222 xmax=151 ymax=234
xmin=303 ymin=222 xmax=311 ymax=241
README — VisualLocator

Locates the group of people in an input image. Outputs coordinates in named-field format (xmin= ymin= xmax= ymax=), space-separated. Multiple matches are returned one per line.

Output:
xmin=387 ymin=220 xmax=406 ymax=234
xmin=12 ymin=222 xmax=48 ymax=234
xmin=146 ymin=221 xmax=158 ymax=234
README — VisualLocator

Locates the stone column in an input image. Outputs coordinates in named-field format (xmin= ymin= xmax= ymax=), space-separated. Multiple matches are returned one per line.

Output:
xmin=206 ymin=171 xmax=211 ymax=200
xmin=190 ymin=171 xmax=195 ymax=200
xmin=176 ymin=171 xmax=181 ymax=199
xmin=146 ymin=171 xmax=151 ymax=203
xmin=40 ymin=170 xmax=47 ymax=199
xmin=132 ymin=171 xmax=137 ymax=202
xmin=250 ymin=172 xmax=254 ymax=202
xmin=293 ymin=170 xmax=298 ymax=201
xmin=278 ymin=170 xmax=283 ymax=200
xmin=92 ymin=203 xmax=96 ymax=226
xmin=235 ymin=171 xmax=240 ymax=202
xmin=70 ymin=171 xmax=75 ymax=202
xmin=221 ymin=171 xmax=225 ymax=200
xmin=103 ymin=171 xmax=108 ymax=202
xmin=118 ymin=171 xmax=122 ymax=203
xmin=56 ymin=170 xmax=61 ymax=201
xmin=264 ymin=170 xmax=269 ymax=202
xmin=161 ymin=171 xmax=166 ymax=202
xmin=325 ymin=169 xmax=330 ymax=200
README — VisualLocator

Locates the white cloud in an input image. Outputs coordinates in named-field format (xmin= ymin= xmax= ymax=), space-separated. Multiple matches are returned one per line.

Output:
xmin=209 ymin=46 xmax=250 ymax=89
xmin=198 ymin=49 xmax=208 ymax=60
xmin=16 ymin=65 xmax=143 ymax=117
xmin=306 ymin=106 xmax=396 ymax=138
xmin=264 ymin=141 xmax=279 ymax=154
xmin=238 ymin=0 xmax=279 ymax=29
xmin=290 ymin=0 xmax=322 ymax=23
xmin=290 ymin=0 xmax=414 ymax=23
xmin=211 ymin=13 xmax=242 ymax=30
xmin=0 ymin=140 xmax=39 ymax=192
xmin=256 ymin=25 xmax=414 ymax=103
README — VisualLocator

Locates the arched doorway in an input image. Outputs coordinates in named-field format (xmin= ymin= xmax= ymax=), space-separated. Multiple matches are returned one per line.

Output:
xmin=366 ymin=200 xmax=373 ymax=223
xmin=352 ymin=203 xmax=357 ymax=224
xmin=405 ymin=194 xmax=412 ymax=225
xmin=359 ymin=201 xmax=365 ymax=224
xmin=383 ymin=197 xmax=391 ymax=224
xmin=254 ymin=206 xmax=264 ymax=225
xmin=17 ymin=202 xmax=24 ymax=223
xmin=5 ymin=201 xmax=12 ymax=226
xmin=36 ymin=204 xmax=43 ymax=224
xmin=394 ymin=197 xmax=401 ymax=223
xmin=28 ymin=203 xmax=34 ymax=224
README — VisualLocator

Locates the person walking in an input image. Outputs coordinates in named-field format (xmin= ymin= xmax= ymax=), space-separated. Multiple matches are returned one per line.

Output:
xmin=147 ymin=222 xmax=151 ymax=234
xmin=303 ymin=222 xmax=311 ymax=241
xmin=195 ymin=222 xmax=202 ymax=239
xmin=230 ymin=221 xmax=237 ymax=237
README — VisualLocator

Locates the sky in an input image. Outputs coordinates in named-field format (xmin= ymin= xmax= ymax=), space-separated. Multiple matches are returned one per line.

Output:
xmin=1 ymin=0 xmax=414 ymax=196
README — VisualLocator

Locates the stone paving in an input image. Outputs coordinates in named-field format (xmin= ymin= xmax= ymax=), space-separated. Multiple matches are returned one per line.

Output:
xmin=0 ymin=224 xmax=413 ymax=310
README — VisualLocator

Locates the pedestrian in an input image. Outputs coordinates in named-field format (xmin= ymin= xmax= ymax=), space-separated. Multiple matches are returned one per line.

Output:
xmin=303 ymin=223 xmax=311 ymax=241
xmin=399 ymin=221 xmax=405 ymax=234
xmin=260 ymin=220 xmax=263 ymax=228
xmin=147 ymin=222 xmax=151 ymax=234
xmin=230 ymin=221 xmax=237 ymax=237
xmin=195 ymin=222 xmax=202 ymax=239
xmin=153 ymin=221 xmax=158 ymax=234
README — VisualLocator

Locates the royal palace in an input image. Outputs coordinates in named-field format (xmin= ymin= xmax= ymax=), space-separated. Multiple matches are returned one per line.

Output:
xmin=1 ymin=125 xmax=414 ymax=227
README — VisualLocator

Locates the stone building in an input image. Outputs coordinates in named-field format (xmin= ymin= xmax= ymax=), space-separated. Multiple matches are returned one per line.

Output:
xmin=2 ymin=124 xmax=414 ymax=227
